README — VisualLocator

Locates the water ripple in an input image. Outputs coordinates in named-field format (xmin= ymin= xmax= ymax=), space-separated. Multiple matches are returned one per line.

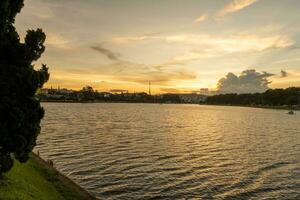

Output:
xmin=36 ymin=103 xmax=300 ymax=199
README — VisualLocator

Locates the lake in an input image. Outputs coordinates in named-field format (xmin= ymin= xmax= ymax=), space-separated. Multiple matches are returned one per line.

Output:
xmin=37 ymin=103 xmax=300 ymax=199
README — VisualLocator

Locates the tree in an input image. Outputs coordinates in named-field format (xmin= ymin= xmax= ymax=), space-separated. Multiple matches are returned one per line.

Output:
xmin=0 ymin=0 xmax=49 ymax=175
xmin=80 ymin=86 xmax=95 ymax=101
xmin=161 ymin=94 xmax=181 ymax=103
xmin=205 ymin=87 xmax=300 ymax=107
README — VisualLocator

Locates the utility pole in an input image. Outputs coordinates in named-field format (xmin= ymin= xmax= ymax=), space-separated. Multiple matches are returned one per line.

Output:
xmin=149 ymin=81 xmax=151 ymax=96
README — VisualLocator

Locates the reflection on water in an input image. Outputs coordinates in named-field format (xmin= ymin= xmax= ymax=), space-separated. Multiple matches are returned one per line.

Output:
xmin=38 ymin=103 xmax=300 ymax=199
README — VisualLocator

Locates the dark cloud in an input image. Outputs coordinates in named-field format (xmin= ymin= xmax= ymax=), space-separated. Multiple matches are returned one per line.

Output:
xmin=116 ymin=70 xmax=196 ymax=86
xmin=90 ymin=56 xmax=197 ymax=86
xmin=91 ymin=45 xmax=121 ymax=61
xmin=89 ymin=45 xmax=198 ymax=87
xmin=217 ymin=69 xmax=274 ymax=94
xmin=152 ymin=60 xmax=187 ymax=71
xmin=280 ymin=70 xmax=288 ymax=78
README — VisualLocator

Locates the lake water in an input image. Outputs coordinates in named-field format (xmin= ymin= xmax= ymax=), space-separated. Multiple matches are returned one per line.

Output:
xmin=37 ymin=103 xmax=300 ymax=199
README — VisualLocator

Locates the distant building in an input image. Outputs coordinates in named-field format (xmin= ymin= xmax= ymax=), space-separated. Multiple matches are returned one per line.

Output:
xmin=199 ymin=88 xmax=209 ymax=96
xmin=59 ymin=88 xmax=74 ymax=95
xmin=109 ymin=89 xmax=128 ymax=94
xmin=38 ymin=88 xmax=75 ymax=100
xmin=178 ymin=94 xmax=207 ymax=103
xmin=199 ymin=88 xmax=218 ymax=96
xmin=101 ymin=92 xmax=111 ymax=98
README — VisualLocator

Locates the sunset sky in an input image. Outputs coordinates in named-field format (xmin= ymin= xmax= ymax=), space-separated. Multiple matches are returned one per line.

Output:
xmin=16 ymin=0 xmax=300 ymax=94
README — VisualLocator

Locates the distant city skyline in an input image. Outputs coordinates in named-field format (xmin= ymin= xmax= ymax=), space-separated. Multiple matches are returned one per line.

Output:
xmin=16 ymin=0 xmax=300 ymax=94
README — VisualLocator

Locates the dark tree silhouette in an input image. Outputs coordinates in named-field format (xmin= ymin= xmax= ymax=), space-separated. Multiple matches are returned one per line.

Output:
xmin=205 ymin=87 xmax=300 ymax=107
xmin=161 ymin=94 xmax=181 ymax=103
xmin=0 ymin=0 xmax=49 ymax=175
xmin=80 ymin=86 xmax=96 ymax=101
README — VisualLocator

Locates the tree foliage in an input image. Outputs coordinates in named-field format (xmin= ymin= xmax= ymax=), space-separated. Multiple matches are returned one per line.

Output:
xmin=205 ymin=87 xmax=300 ymax=106
xmin=80 ymin=86 xmax=95 ymax=101
xmin=0 ymin=0 xmax=49 ymax=175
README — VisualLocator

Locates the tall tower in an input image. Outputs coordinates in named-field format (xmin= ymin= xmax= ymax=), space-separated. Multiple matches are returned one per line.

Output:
xmin=149 ymin=81 xmax=151 ymax=96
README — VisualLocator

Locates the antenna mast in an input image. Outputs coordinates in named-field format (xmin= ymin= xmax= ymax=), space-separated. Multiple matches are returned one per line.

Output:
xmin=149 ymin=81 xmax=151 ymax=96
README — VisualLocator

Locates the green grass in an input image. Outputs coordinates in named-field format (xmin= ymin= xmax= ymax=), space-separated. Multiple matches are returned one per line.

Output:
xmin=0 ymin=154 xmax=91 ymax=200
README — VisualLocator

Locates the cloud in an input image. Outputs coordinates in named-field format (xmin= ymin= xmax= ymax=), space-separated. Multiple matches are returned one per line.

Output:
xmin=195 ymin=0 xmax=259 ymax=23
xmin=280 ymin=70 xmax=288 ymax=78
xmin=160 ymin=88 xmax=181 ymax=93
xmin=160 ymin=88 xmax=200 ymax=94
xmin=23 ymin=0 xmax=56 ymax=20
xmin=194 ymin=14 xmax=207 ymax=23
xmin=114 ymin=66 xmax=197 ymax=87
xmin=115 ymin=68 xmax=197 ymax=86
xmin=71 ymin=50 xmax=198 ymax=87
xmin=91 ymin=45 xmax=121 ymax=61
xmin=112 ymin=33 xmax=294 ymax=54
xmin=89 ymin=42 xmax=198 ymax=86
xmin=46 ymin=33 xmax=71 ymax=49
xmin=112 ymin=33 xmax=162 ymax=44
xmin=270 ymin=71 xmax=300 ymax=88
xmin=217 ymin=69 xmax=274 ymax=94
xmin=218 ymin=0 xmax=259 ymax=17
xmin=273 ymin=57 xmax=300 ymax=64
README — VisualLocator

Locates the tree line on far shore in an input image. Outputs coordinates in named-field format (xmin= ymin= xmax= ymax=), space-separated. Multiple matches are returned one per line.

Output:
xmin=38 ymin=86 xmax=183 ymax=104
xmin=205 ymin=87 xmax=300 ymax=107
xmin=39 ymin=86 xmax=300 ymax=107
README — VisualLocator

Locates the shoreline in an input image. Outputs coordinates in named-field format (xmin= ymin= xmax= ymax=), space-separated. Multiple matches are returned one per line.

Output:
xmin=41 ymin=100 xmax=300 ymax=111
xmin=0 ymin=153 xmax=97 ymax=200
xmin=32 ymin=153 xmax=97 ymax=200
xmin=199 ymin=104 xmax=300 ymax=111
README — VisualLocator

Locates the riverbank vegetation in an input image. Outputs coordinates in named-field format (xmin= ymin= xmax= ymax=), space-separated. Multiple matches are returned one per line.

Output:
xmin=205 ymin=87 xmax=300 ymax=108
xmin=37 ymin=86 xmax=200 ymax=104
xmin=39 ymin=86 xmax=300 ymax=110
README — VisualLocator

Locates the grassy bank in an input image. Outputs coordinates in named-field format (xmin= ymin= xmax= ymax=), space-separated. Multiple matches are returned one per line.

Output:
xmin=0 ymin=154 xmax=96 ymax=200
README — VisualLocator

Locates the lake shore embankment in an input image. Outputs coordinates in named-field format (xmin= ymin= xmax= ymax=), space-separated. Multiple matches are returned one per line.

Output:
xmin=0 ymin=153 xmax=96 ymax=200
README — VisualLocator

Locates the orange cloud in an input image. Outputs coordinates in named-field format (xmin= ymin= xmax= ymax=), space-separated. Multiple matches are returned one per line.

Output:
xmin=218 ymin=0 xmax=259 ymax=17
xmin=194 ymin=14 xmax=207 ymax=23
